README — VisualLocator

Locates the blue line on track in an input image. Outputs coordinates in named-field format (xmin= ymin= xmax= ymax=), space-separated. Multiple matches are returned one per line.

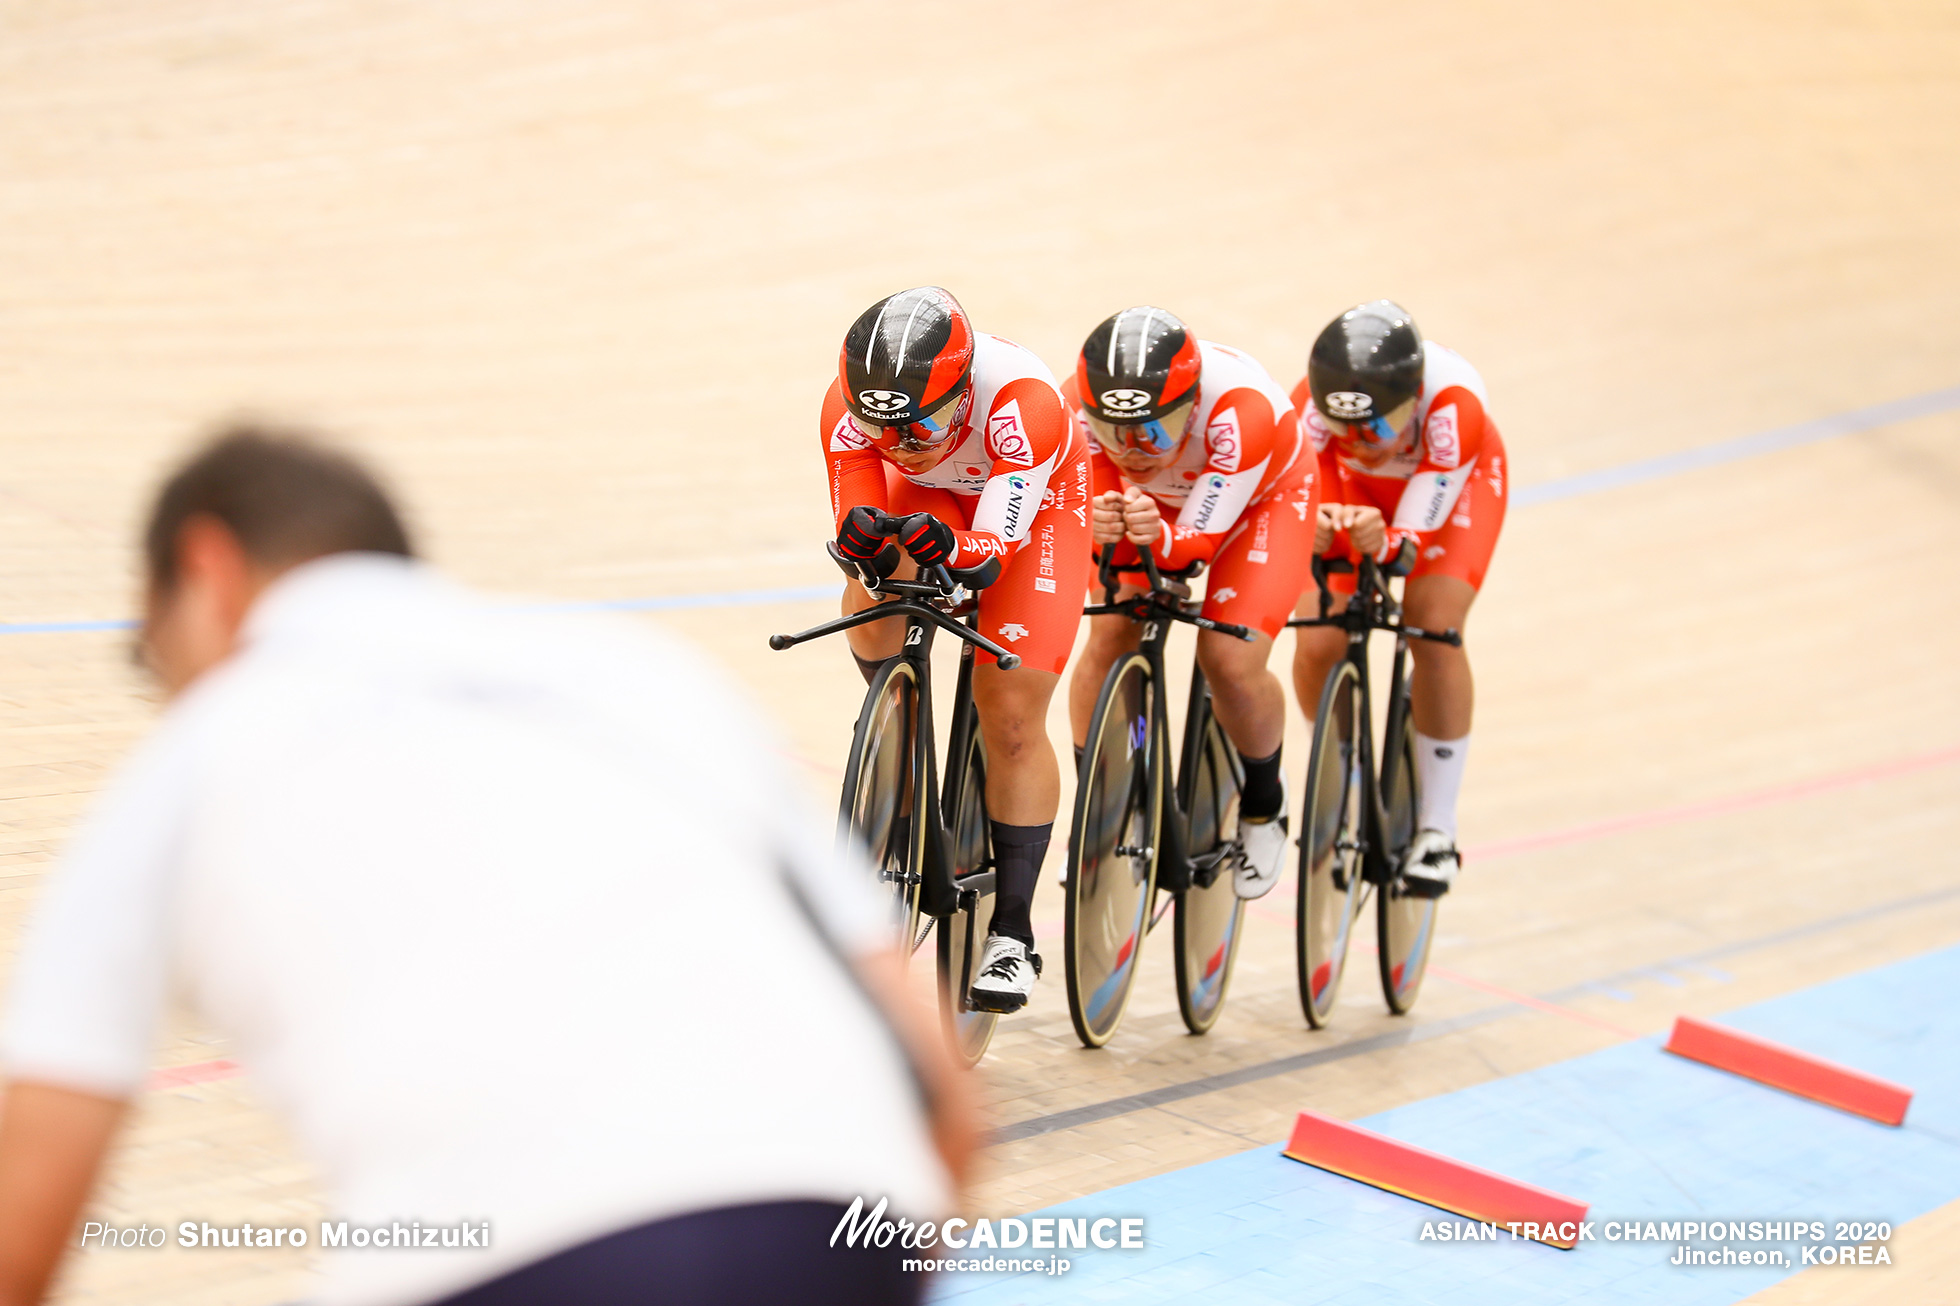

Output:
xmin=930 ymin=944 xmax=1960 ymax=1305
xmin=537 ymin=584 xmax=840 ymax=615
xmin=7 ymin=383 xmax=1956 ymax=636
xmin=1510 ymin=383 xmax=1960 ymax=507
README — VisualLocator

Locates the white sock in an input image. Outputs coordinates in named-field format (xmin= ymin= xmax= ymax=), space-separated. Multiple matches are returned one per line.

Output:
xmin=1413 ymin=731 xmax=1469 ymax=840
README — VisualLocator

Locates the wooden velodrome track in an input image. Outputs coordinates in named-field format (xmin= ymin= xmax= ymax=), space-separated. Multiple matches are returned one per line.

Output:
xmin=2 ymin=3 xmax=1957 ymax=1302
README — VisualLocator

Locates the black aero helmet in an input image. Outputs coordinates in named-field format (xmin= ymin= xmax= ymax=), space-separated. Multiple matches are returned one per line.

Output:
xmin=1078 ymin=307 xmax=1201 ymax=424
xmin=1307 ymin=300 xmax=1424 ymax=432
xmin=839 ymin=287 xmax=975 ymax=441
xmin=1077 ymin=307 xmax=1202 ymax=456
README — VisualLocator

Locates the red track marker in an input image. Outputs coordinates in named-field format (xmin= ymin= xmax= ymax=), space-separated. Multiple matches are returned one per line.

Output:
xmin=1283 ymin=1110 xmax=1590 ymax=1248
xmin=1662 ymin=1015 xmax=1912 ymax=1125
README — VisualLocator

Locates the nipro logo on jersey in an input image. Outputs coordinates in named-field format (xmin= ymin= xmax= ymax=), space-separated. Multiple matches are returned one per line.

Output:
xmin=1426 ymin=403 xmax=1461 ymax=469
xmin=1188 ymin=472 xmax=1229 ymax=529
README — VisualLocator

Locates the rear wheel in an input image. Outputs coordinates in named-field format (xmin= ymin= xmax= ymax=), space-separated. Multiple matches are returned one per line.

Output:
xmin=1377 ymin=692 xmax=1439 ymax=1014
xmin=1297 ymin=661 xmax=1366 ymax=1028
xmin=1173 ymin=695 xmax=1246 ymax=1035
xmin=1064 ymin=652 xmax=1161 ymax=1048
xmin=937 ymin=727 xmax=999 ymax=1065
xmin=840 ymin=659 xmax=926 ymax=953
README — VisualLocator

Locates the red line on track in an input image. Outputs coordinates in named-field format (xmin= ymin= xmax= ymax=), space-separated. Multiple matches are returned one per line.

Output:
xmin=147 ymin=1059 xmax=241 ymax=1089
xmin=143 ymin=744 xmax=1955 ymax=1093
xmin=1423 ymin=963 xmax=1642 ymax=1038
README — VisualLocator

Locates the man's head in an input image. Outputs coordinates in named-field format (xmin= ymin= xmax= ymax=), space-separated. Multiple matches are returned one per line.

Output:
xmin=140 ymin=425 xmax=414 ymax=695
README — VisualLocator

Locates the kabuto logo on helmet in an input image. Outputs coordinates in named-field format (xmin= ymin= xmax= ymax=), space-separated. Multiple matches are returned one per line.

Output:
xmin=858 ymin=389 xmax=912 ymax=416
xmin=1099 ymin=388 xmax=1153 ymax=414
xmin=1324 ymin=391 xmax=1375 ymax=421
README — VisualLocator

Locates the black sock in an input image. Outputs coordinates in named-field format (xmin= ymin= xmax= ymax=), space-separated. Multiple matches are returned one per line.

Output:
xmin=986 ymin=821 xmax=1052 ymax=948
xmin=852 ymin=653 xmax=887 ymax=686
xmin=1240 ymin=746 xmax=1285 ymax=821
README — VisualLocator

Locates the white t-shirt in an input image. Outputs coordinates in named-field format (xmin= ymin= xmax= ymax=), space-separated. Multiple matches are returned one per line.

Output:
xmin=2 ymin=554 xmax=947 ymax=1306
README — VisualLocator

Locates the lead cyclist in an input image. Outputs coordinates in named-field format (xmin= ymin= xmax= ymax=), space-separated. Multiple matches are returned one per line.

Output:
xmin=820 ymin=287 xmax=1092 ymax=1013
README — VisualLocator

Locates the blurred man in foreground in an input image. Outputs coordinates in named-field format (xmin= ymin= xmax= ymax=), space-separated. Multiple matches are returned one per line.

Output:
xmin=0 ymin=428 xmax=971 ymax=1306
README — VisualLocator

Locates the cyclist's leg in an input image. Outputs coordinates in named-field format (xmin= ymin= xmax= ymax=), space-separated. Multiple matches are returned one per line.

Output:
xmin=1197 ymin=471 xmax=1318 ymax=809
xmin=841 ymin=472 xmax=967 ymax=671
xmin=969 ymin=463 xmax=1092 ymax=954
xmin=1400 ymin=431 xmax=1505 ymax=857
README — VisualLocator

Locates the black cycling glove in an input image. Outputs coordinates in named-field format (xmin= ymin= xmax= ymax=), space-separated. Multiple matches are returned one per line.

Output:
xmin=896 ymin=512 xmax=957 ymax=568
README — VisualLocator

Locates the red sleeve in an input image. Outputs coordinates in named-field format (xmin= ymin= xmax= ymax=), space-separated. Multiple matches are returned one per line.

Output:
xmin=1382 ymin=385 xmax=1491 ymax=554
xmin=821 ymin=379 xmax=890 ymax=529
xmin=1410 ymin=386 xmax=1489 ymax=479
xmin=1153 ymin=388 xmax=1292 ymax=570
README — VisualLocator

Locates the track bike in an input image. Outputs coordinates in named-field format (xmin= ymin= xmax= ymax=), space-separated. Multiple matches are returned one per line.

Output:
xmin=1287 ymin=551 xmax=1462 ymax=1027
xmin=769 ymin=544 xmax=1021 ymax=1066
xmin=1064 ymin=548 xmax=1259 ymax=1048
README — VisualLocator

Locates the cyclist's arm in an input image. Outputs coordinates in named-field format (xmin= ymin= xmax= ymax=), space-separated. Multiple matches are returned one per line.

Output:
xmin=1152 ymin=388 xmax=1288 ymax=569
xmin=953 ymin=377 xmax=1069 ymax=570
xmin=1383 ymin=385 xmax=1489 ymax=555
xmin=821 ymin=383 xmax=893 ymax=527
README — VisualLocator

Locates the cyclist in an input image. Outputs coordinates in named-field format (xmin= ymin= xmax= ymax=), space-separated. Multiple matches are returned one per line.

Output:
xmin=1290 ymin=300 xmax=1507 ymax=896
xmin=822 ymin=286 xmax=1091 ymax=1013
xmin=1063 ymin=307 xmax=1318 ymax=901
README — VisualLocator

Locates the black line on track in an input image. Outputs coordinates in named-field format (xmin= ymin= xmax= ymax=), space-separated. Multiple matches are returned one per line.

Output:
xmin=989 ymin=882 xmax=1960 ymax=1145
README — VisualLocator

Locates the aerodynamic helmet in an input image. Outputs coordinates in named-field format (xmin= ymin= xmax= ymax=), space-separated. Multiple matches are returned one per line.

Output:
xmin=839 ymin=287 xmax=976 ymax=452
xmin=1077 ymin=306 xmax=1202 ymax=458
xmin=1307 ymin=300 xmax=1424 ymax=444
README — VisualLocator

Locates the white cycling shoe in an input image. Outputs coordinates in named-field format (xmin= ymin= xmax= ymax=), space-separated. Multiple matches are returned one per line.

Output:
xmin=968 ymin=934 xmax=1040 ymax=1014
xmin=1399 ymin=828 xmax=1460 ymax=898
xmin=1235 ymin=811 xmax=1289 ymax=900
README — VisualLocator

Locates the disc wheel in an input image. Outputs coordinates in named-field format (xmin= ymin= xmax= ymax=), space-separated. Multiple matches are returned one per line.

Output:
xmin=839 ymin=659 xmax=925 ymax=953
xmin=1377 ymin=692 xmax=1439 ymax=1014
xmin=1297 ymin=661 xmax=1366 ymax=1028
xmin=1173 ymin=696 xmax=1246 ymax=1035
xmin=1064 ymin=652 xmax=1161 ymax=1048
xmin=937 ymin=727 xmax=999 ymax=1065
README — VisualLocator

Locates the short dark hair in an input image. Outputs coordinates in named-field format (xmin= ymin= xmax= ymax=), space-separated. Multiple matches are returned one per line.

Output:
xmin=144 ymin=424 xmax=415 ymax=592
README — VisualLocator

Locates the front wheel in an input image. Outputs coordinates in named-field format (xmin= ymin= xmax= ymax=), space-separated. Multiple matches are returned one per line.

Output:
xmin=937 ymin=725 xmax=999 ymax=1065
xmin=1064 ymin=652 xmax=1161 ymax=1049
xmin=1377 ymin=694 xmax=1439 ymax=1014
xmin=840 ymin=658 xmax=926 ymax=953
xmin=1297 ymin=660 xmax=1366 ymax=1028
xmin=1173 ymin=694 xmax=1246 ymax=1035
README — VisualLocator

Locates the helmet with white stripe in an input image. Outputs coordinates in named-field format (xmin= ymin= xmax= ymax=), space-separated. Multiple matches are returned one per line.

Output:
xmin=1077 ymin=306 xmax=1202 ymax=459
xmin=839 ymin=287 xmax=976 ymax=452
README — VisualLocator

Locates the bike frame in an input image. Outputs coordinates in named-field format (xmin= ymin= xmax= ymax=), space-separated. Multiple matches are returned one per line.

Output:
xmin=769 ymin=548 xmax=1019 ymax=924
xmin=1286 ymin=555 xmax=1461 ymax=888
xmin=1082 ymin=551 xmax=1255 ymax=899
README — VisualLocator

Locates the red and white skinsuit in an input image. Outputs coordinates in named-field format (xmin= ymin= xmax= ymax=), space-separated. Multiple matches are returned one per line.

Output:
xmin=1064 ymin=341 xmax=1319 ymax=639
xmin=822 ymin=334 xmax=1092 ymax=674
xmin=1294 ymin=340 xmax=1507 ymax=595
